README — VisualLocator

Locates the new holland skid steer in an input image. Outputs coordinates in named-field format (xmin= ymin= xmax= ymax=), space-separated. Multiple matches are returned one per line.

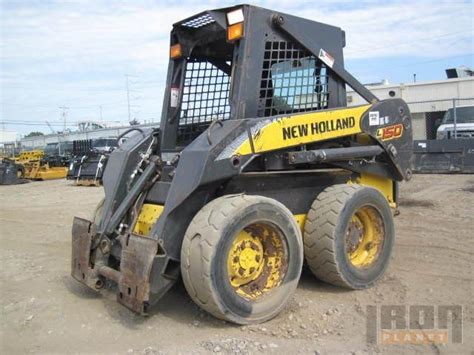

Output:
xmin=71 ymin=5 xmax=412 ymax=324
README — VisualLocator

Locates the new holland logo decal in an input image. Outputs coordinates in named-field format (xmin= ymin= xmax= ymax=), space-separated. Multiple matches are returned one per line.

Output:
xmin=215 ymin=104 xmax=371 ymax=159
xmin=282 ymin=116 xmax=356 ymax=140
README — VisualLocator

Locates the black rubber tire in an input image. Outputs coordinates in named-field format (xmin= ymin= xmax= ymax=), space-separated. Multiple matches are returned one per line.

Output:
xmin=17 ymin=167 xmax=25 ymax=178
xmin=180 ymin=194 xmax=303 ymax=325
xmin=304 ymin=184 xmax=394 ymax=289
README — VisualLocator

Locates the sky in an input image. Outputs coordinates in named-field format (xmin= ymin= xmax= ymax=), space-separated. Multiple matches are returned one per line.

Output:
xmin=1 ymin=0 xmax=473 ymax=136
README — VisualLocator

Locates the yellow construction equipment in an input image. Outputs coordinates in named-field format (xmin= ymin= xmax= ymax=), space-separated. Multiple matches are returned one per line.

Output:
xmin=14 ymin=150 xmax=44 ymax=165
xmin=71 ymin=5 xmax=413 ymax=324
xmin=13 ymin=149 xmax=67 ymax=180
xmin=23 ymin=160 xmax=68 ymax=180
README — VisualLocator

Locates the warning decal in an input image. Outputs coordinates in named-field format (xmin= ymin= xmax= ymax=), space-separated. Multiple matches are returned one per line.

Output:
xmin=318 ymin=49 xmax=335 ymax=68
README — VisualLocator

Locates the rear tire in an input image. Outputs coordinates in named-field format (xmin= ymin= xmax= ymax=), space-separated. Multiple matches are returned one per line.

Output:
xmin=304 ymin=184 xmax=394 ymax=289
xmin=180 ymin=194 xmax=303 ymax=324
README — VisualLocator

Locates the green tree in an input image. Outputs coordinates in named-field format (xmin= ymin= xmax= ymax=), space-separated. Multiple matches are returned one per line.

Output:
xmin=25 ymin=131 xmax=44 ymax=138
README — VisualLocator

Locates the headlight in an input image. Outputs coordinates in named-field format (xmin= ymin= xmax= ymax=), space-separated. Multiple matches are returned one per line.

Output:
xmin=436 ymin=130 xmax=446 ymax=140
xmin=226 ymin=8 xmax=244 ymax=25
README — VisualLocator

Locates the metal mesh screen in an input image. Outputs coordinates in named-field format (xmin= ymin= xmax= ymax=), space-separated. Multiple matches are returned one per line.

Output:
xmin=259 ymin=41 xmax=329 ymax=117
xmin=181 ymin=14 xmax=215 ymax=28
xmin=178 ymin=60 xmax=231 ymax=144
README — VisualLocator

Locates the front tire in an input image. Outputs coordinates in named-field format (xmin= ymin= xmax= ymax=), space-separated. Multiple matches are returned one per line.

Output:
xmin=180 ymin=194 xmax=303 ymax=324
xmin=304 ymin=184 xmax=394 ymax=289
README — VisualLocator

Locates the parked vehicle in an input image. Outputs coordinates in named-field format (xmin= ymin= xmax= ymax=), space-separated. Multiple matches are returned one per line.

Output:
xmin=436 ymin=105 xmax=474 ymax=139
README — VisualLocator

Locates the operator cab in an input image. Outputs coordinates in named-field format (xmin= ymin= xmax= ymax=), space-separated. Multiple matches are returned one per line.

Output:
xmin=160 ymin=5 xmax=348 ymax=151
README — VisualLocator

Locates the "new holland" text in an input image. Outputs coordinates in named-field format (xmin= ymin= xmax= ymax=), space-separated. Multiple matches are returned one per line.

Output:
xmin=282 ymin=116 xmax=356 ymax=140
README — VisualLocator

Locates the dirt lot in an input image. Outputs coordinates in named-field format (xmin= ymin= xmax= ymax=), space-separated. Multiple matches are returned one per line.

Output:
xmin=0 ymin=175 xmax=473 ymax=354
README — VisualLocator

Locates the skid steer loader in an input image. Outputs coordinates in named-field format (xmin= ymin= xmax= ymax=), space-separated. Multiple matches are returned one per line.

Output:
xmin=71 ymin=5 xmax=412 ymax=324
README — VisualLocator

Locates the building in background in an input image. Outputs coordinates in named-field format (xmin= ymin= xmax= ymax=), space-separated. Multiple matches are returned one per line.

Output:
xmin=4 ymin=68 xmax=474 ymax=151
xmin=0 ymin=129 xmax=17 ymax=144
xmin=347 ymin=69 xmax=474 ymax=140
xmin=17 ymin=122 xmax=159 ymax=149
xmin=0 ymin=130 xmax=18 ymax=155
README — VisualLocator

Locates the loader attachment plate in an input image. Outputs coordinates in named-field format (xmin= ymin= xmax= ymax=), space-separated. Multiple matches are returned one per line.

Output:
xmin=72 ymin=216 xmax=159 ymax=314
xmin=71 ymin=217 xmax=100 ymax=289
xmin=117 ymin=234 xmax=157 ymax=314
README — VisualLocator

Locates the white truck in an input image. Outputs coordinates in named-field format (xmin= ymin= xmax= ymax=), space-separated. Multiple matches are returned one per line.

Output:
xmin=436 ymin=105 xmax=474 ymax=139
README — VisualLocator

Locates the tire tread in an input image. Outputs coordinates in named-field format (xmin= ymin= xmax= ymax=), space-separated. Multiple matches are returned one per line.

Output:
xmin=181 ymin=194 xmax=296 ymax=321
xmin=304 ymin=184 xmax=364 ymax=288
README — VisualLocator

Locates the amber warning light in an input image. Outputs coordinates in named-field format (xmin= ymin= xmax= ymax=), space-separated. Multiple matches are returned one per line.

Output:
xmin=170 ymin=44 xmax=182 ymax=59
xmin=227 ymin=23 xmax=244 ymax=41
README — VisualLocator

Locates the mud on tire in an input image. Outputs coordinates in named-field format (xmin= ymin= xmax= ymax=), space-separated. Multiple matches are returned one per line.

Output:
xmin=180 ymin=194 xmax=304 ymax=324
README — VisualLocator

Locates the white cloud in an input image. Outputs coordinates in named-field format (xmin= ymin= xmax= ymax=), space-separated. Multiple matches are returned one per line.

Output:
xmin=261 ymin=1 xmax=472 ymax=59
xmin=1 ymin=0 xmax=473 ymax=134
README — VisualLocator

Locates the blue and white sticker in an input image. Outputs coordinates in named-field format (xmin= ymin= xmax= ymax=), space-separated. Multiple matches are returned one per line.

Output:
xmin=369 ymin=111 xmax=380 ymax=126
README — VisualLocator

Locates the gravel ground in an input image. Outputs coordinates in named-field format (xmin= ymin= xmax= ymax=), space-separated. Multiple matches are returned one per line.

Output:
xmin=0 ymin=175 xmax=473 ymax=354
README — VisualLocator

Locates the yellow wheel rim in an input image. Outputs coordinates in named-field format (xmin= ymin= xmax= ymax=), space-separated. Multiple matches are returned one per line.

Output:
xmin=227 ymin=223 xmax=288 ymax=300
xmin=346 ymin=206 xmax=384 ymax=268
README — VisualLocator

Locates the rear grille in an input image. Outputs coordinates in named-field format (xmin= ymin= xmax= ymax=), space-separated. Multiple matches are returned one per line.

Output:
xmin=448 ymin=130 xmax=474 ymax=139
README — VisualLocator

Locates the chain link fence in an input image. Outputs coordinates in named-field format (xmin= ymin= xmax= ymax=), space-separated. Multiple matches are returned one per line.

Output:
xmin=405 ymin=98 xmax=474 ymax=140
xmin=408 ymin=98 xmax=474 ymax=173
